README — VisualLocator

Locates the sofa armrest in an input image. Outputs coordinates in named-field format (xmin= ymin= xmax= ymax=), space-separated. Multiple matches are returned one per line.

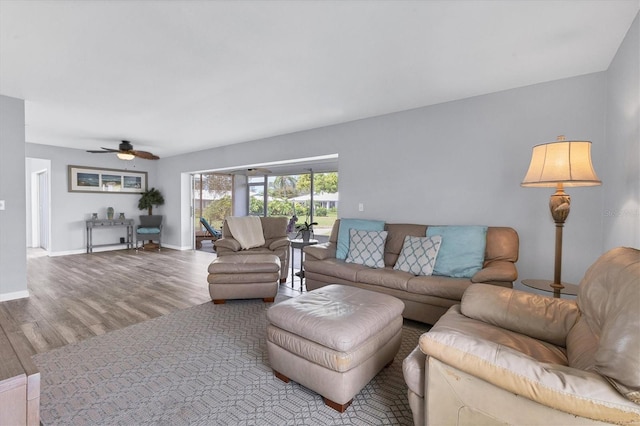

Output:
xmin=420 ymin=325 xmax=640 ymax=424
xmin=214 ymin=237 xmax=241 ymax=252
xmin=461 ymin=284 xmax=579 ymax=347
xmin=471 ymin=260 xmax=517 ymax=283
xmin=303 ymin=242 xmax=337 ymax=260
xmin=268 ymin=237 xmax=290 ymax=251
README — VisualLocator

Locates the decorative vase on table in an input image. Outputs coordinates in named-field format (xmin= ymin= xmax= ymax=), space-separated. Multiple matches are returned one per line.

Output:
xmin=107 ymin=207 xmax=114 ymax=220
xmin=301 ymin=229 xmax=311 ymax=242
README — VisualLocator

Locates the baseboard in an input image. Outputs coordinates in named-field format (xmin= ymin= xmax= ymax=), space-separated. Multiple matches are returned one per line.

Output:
xmin=49 ymin=244 xmax=193 ymax=256
xmin=0 ymin=290 xmax=30 ymax=302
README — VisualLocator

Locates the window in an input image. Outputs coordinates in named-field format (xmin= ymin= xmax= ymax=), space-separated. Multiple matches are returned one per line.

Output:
xmin=248 ymin=171 xmax=338 ymax=237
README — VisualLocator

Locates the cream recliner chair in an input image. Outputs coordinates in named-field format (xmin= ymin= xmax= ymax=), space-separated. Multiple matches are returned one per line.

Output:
xmin=403 ymin=247 xmax=640 ymax=425
xmin=214 ymin=216 xmax=290 ymax=282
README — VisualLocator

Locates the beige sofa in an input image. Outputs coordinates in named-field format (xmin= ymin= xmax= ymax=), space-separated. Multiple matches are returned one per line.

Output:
xmin=304 ymin=220 xmax=519 ymax=324
xmin=214 ymin=217 xmax=290 ymax=282
xmin=403 ymin=247 xmax=640 ymax=425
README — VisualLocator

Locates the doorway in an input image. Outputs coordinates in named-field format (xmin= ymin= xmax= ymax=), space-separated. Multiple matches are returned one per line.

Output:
xmin=27 ymin=158 xmax=51 ymax=253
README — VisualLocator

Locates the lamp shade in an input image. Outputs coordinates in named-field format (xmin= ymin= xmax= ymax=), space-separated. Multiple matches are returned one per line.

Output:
xmin=521 ymin=138 xmax=601 ymax=187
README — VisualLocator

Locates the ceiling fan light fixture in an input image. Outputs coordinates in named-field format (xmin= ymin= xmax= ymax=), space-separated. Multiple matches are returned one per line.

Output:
xmin=116 ymin=152 xmax=135 ymax=160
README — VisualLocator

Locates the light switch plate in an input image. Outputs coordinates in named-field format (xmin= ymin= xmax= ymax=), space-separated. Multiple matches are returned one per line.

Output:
xmin=0 ymin=200 xmax=5 ymax=210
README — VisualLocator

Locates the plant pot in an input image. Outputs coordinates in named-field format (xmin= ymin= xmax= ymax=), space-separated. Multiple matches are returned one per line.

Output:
xmin=301 ymin=230 xmax=311 ymax=242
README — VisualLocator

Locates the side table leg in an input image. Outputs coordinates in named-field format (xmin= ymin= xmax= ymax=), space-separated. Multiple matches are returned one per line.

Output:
xmin=290 ymin=246 xmax=295 ymax=289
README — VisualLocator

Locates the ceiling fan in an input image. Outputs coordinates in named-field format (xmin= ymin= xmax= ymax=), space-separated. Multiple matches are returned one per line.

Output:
xmin=230 ymin=167 xmax=272 ymax=176
xmin=87 ymin=140 xmax=159 ymax=160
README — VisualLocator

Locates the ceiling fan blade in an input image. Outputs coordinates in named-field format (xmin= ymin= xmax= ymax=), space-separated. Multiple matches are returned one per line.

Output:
xmin=132 ymin=150 xmax=159 ymax=160
xmin=86 ymin=148 xmax=118 ymax=153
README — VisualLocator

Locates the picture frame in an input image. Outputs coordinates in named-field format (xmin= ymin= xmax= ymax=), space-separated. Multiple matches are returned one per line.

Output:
xmin=68 ymin=165 xmax=148 ymax=193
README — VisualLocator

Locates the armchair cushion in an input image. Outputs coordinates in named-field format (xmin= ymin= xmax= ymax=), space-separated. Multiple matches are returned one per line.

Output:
xmin=137 ymin=227 xmax=161 ymax=234
xmin=421 ymin=306 xmax=640 ymax=424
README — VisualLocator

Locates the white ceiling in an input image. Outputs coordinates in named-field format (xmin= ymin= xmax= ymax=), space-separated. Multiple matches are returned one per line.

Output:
xmin=1 ymin=1 xmax=638 ymax=159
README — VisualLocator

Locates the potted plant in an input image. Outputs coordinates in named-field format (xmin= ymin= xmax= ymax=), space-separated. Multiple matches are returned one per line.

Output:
xmin=296 ymin=220 xmax=318 ymax=242
xmin=138 ymin=187 xmax=165 ymax=215
xmin=137 ymin=188 xmax=165 ymax=249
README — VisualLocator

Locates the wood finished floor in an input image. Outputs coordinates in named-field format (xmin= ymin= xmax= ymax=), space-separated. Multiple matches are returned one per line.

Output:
xmin=0 ymin=248 xmax=303 ymax=359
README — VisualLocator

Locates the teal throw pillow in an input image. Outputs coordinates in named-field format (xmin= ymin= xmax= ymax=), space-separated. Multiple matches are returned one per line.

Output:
xmin=336 ymin=218 xmax=386 ymax=260
xmin=345 ymin=229 xmax=388 ymax=268
xmin=425 ymin=225 xmax=488 ymax=278
xmin=393 ymin=235 xmax=442 ymax=276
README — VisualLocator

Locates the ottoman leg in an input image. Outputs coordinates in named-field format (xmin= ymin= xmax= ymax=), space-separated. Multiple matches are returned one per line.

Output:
xmin=263 ymin=297 xmax=275 ymax=303
xmin=323 ymin=397 xmax=353 ymax=413
xmin=212 ymin=299 xmax=225 ymax=304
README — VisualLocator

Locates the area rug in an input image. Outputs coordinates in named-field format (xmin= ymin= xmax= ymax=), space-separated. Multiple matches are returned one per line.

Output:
xmin=33 ymin=297 xmax=430 ymax=425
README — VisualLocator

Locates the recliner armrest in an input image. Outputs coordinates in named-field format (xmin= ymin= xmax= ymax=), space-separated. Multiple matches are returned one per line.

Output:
xmin=461 ymin=284 xmax=579 ymax=347
xmin=214 ymin=237 xmax=241 ymax=252
xmin=268 ymin=237 xmax=290 ymax=251
xmin=303 ymin=242 xmax=336 ymax=260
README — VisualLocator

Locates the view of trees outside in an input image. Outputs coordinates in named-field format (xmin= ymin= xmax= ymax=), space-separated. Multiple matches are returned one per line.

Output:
xmin=194 ymin=171 xmax=338 ymax=239
xmin=250 ymin=172 xmax=338 ymax=236
xmin=194 ymin=173 xmax=233 ymax=233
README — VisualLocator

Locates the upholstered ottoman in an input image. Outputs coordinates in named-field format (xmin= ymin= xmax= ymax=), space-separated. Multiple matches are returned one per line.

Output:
xmin=266 ymin=284 xmax=404 ymax=412
xmin=207 ymin=254 xmax=280 ymax=304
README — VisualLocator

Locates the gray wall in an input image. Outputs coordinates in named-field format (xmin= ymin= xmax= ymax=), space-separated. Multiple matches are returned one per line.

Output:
xmin=158 ymin=71 xmax=608 ymax=289
xmin=0 ymin=95 xmax=27 ymax=300
xmin=25 ymin=143 xmax=159 ymax=255
xmin=603 ymin=13 xmax=640 ymax=250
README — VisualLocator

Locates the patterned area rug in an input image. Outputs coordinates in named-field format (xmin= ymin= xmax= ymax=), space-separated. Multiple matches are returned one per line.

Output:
xmin=33 ymin=297 xmax=430 ymax=425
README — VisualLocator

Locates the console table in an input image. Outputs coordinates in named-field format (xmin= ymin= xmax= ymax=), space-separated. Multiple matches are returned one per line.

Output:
xmin=86 ymin=219 xmax=134 ymax=253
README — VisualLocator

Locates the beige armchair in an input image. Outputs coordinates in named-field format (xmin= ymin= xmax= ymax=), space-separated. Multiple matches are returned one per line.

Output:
xmin=214 ymin=216 xmax=290 ymax=282
xmin=403 ymin=247 xmax=640 ymax=425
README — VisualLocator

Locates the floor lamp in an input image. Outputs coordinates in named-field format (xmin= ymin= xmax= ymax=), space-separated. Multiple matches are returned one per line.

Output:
xmin=521 ymin=136 xmax=601 ymax=297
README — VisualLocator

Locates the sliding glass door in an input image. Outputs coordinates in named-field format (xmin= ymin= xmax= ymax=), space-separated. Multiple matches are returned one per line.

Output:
xmin=193 ymin=173 xmax=233 ymax=239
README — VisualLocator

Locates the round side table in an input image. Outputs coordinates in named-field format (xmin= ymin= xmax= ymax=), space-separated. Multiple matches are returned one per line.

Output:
xmin=290 ymin=239 xmax=318 ymax=290
xmin=521 ymin=279 xmax=579 ymax=298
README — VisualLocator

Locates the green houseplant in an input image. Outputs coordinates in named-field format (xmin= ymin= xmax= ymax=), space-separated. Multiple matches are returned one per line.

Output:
xmin=138 ymin=187 xmax=165 ymax=215
xmin=296 ymin=220 xmax=318 ymax=242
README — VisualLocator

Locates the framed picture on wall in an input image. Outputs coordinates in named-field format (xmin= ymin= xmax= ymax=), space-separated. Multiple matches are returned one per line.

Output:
xmin=68 ymin=165 xmax=147 ymax=193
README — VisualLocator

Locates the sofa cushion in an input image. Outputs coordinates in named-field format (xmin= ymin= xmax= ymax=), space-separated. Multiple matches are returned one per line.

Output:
xmin=407 ymin=275 xmax=471 ymax=299
xmin=357 ymin=267 xmax=412 ymax=291
xmin=304 ymin=258 xmax=367 ymax=282
xmin=346 ymin=229 xmax=387 ymax=268
xmin=393 ymin=235 xmax=442 ymax=276
xmin=336 ymin=218 xmax=385 ymax=260
xmin=383 ymin=223 xmax=428 ymax=266
xmin=426 ymin=225 xmax=487 ymax=278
